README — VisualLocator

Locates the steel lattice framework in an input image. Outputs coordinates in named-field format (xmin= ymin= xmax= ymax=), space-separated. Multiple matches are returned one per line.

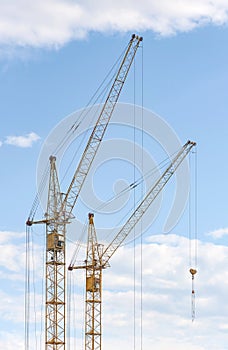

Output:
xmin=85 ymin=214 xmax=102 ymax=350
xmin=60 ymin=34 xmax=143 ymax=220
xmin=27 ymin=34 xmax=142 ymax=350
xmin=45 ymin=156 xmax=66 ymax=348
xmin=69 ymin=140 xmax=196 ymax=350
xmin=69 ymin=213 xmax=103 ymax=350
xmin=101 ymin=140 xmax=196 ymax=267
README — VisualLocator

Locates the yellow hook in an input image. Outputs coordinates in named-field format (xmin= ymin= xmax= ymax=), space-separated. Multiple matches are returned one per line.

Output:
xmin=189 ymin=268 xmax=197 ymax=276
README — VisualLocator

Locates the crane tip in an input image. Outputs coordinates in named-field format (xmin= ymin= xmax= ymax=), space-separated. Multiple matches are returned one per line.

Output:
xmin=88 ymin=213 xmax=94 ymax=225
xmin=131 ymin=34 xmax=143 ymax=41
xmin=26 ymin=219 xmax=33 ymax=226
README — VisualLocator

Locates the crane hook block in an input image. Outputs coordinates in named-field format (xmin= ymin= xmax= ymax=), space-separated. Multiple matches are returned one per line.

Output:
xmin=190 ymin=268 xmax=197 ymax=276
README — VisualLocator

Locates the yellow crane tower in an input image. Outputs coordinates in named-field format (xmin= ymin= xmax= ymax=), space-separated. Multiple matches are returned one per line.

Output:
xmin=68 ymin=140 xmax=196 ymax=350
xmin=26 ymin=34 xmax=142 ymax=350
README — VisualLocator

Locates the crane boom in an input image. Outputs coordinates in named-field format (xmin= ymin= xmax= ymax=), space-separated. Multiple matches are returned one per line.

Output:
xmin=101 ymin=140 xmax=196 ymax=267
xmin=61 ymin=34 xmax=143 ymax=219
xmin=26 ymin=34 xmax=142 ymax=350
xmin=68 ymin=140 xmax=196 ymax=350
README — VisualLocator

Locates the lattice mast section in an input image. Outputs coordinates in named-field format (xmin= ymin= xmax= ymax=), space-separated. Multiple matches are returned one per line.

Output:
xmin=45 ymin=156 xmax=66 ymax=349
xmin=68 ymin=213 xmax=103 ymax=350
xmin=85 ymin=213 xmax=103 ymax=350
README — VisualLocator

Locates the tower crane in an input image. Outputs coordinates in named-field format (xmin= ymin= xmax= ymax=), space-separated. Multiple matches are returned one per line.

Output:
xmin=68 ymin=140 xmax=196 ymax=350
xmin=26 ymin=34 xmax=142 ymax=350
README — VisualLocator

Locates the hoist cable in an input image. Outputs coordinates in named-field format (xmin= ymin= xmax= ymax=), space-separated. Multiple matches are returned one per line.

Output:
xmin=67 ymin=270 xmax=72 ymax=350
xmin=30 ymin=227 xmax=38 ymax=350
xmin=81 ymin=278 xmax=85 ymax=350
xmin=133 ymin=55 xmax=136 ymax=350
xmin=28 ymin=74 xmax=112 ymax=222
xmin=39 ymin=225 xmax=46 ymax=350
xmin=69 ymin=219 xmax=88 ymax=267
xmin=99 ymin=147 xmax=185 ymax=244
xmin=54 ymin=42 xmax=130 ymax=194
xmin=188 ymin=153 xmax=192 ymax=268
xmin=59 ymin=83 xmax=111 ymax=188
xmin=25 ymin=225 xmax=40 ymax=349
xmin=93 ymin=152 xmax=180 ymax=216
xmin=188 ymin=148 xmax=198 ymax=267
xmin=57 ymin=41 xmax=130 ymax=189
xmin=51 ymin=42 xmax=127 ymax=158
xmin=27 ymin=43 xmax=127 ymax=224
xmin=25 ymin=225 xmax=31 ymax=350
xmin=140 ymin=40 xmax=144 ymax=350
xmin=194 ymin=147 xmax=198 ymax=268
xmin=55 ymin=75 xmax=113 ymax=160
xmin=188 ymin=148 xmax=198 ymax=321
xmin=27 ymin=162 xmax=50 ymax=222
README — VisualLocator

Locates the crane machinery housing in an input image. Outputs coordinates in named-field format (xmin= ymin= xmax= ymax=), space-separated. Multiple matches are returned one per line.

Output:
xmin=68 ymin=140 xmax=196 ymax=350
xmin=26 ymin=34 xmax=143 ymax=350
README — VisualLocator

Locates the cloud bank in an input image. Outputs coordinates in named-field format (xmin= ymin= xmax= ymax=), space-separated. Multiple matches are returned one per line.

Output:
xmin=1 ymin=230 xmax=228 ymax=349
xmin=67 ymin=233 xmax=228 ymax=350
xmin=0 ymin=0 xmax=228 ymax=49
xmin=207 ymin=227 xmax=228 ymax=238
xmin=5 ymin=132 xmax=40 ymax=148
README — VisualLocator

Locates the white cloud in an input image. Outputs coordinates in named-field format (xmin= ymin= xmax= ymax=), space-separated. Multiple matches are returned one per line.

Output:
xmin=0 ymin=331 xmax=24 ymax=350
xmin=0 ymin=230 xmax=24 ymax=243
xmin=2 ymin=231 xmax=228 ymax=349
xmin=0 ymin=0 xmax=228 ymax=50
xmin=0 ymin=231 xmax=26 ymax=274
xmin=207 ymin=227 xmax=228 ymax=239
xmin=0 ymin=230 xmax=43 ymax=276
xmin=5 ymin=132 xmax=40 ymax=148
xmin=0 ymin=229 xmax=45 ymax=350
xmin=66 ymin=233 xmax=228 ymax=349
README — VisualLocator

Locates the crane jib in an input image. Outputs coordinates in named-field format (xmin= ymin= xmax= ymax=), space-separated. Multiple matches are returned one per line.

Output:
xmin=30 ymin=34 xmax=143 ymax=350
xmin=101 ymin=140 xmax=196 ymax=267
xmin=60 ymin=34 xmax=143 ymax=220
xmin=68 ymin=141 xmax=196 ymax=350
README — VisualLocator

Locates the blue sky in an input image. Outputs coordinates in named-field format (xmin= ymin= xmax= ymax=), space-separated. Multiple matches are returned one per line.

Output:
xmin=1 ymin=1 xmax=228 ymax=349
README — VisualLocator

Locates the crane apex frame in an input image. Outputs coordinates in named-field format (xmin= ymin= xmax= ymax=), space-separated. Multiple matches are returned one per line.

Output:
xmin=26 ymin=34 xmax=143 ymax=350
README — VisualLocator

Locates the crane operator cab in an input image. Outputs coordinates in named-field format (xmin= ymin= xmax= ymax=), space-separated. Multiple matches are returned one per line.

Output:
xmin=86 ymin=275 xmax=100 ymax=293
xmin=47 ymin=230 xmax=64 ymax=251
